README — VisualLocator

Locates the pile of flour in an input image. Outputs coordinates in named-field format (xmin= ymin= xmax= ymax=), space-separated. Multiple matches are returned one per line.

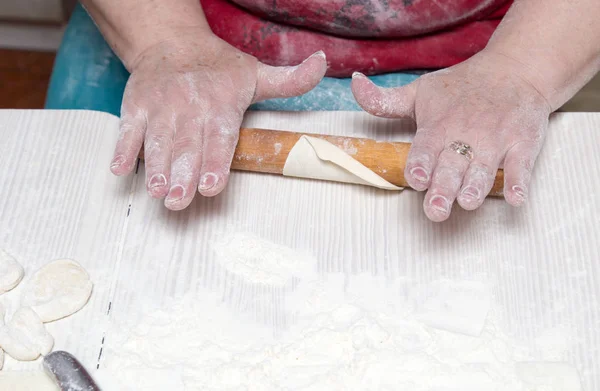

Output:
xmin=97 ymin=233 xmax=579 ymax=390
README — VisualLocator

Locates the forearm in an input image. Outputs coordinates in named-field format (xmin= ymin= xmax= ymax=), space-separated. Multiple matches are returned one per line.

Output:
xmin=484 ymin=0 xmax=600 ymax=110
xmin=80 ymin=0 xmax=212 ymax=70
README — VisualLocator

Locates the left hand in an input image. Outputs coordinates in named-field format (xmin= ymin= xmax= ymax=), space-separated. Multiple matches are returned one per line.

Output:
xmin=351 ymin=50 xmax=552 ymax=222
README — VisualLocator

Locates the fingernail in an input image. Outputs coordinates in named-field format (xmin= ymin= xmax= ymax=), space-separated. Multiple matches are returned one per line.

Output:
xmin=512 ymin=185 xmax=527 ymax=200
xmin=149 ymin=174 xmax=167 ymax=189
xmin=352 ymin=71 xmax=365 ymax=79
xmin=313 ymin=50 xmax=326 ymax=59
xmin=410 ymin=167 xmax=429 ymax=182
xmin=166 ymin=185 xmax=185 ymax=203
xmin=111 ymin=155 xmax=125 ymax=169
xmin=461 ymin=186 xmax=480 ymax=201
xmin=198 ymin=173 xmax=218 ymax=191
xmin=429 ymin=195 xmax=450 ymax=214
xmin=303 ymin=51 xmax=326 ymax=64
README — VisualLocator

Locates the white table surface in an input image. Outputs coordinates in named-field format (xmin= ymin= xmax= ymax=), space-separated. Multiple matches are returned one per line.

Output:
xmin=0 ymin=109 xmax=598 ymax=389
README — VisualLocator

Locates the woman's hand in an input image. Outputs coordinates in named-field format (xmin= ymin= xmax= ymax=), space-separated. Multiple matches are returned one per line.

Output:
xmin=110 ymin=34 xmax=326 ymax=210
xmin=352 ymin=51 xmax=552 ymax=222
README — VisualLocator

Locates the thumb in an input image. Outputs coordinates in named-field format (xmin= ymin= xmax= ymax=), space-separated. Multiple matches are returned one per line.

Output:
xmin=351 ymin=72 xmax=417 ymax=119
xmin=253 ymin=51 xmax=327 ymax=103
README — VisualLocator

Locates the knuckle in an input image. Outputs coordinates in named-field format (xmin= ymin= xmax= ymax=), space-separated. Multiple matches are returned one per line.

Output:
xmin=119 ymin=114 xmax=146 ymax=136
xmin=119 ymin=122 xmax=143 ymax=137
xmin=434 ymin=164 xmax=462 ymax=181
xmin=146 ymin=132 xmax=172 ymax=145
xmin=179 ymin=115 xmax=205 ymax=130
xmin=147 ymin=120 xmax=174 ymax=135
xmin=470 ymin=161 xmax=494 ymax=176
xmin=145 ymin=132 xmax=173 ymax=157
xmin=173 ymin=134 xmax=202 ymax=150
xmin=412 ymin=129 xmax=441 ymax=150
xmin=145 ymin=160 xmax=167 ymax=172
xmin=406 ymin=151 xmax=435 ymax=170
xmin=206 ymin=118 xmax=241 ymax=142
xmin=409 ymin=139 xmax=440 ymax=159
xmin=520 ymin=156 xmax=535 ymax=171
xmin=466 ymin=163 xmax=494 ymax=184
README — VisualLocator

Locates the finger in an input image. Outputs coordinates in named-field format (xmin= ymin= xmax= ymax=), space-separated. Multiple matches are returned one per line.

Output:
xmin=503 ymin=141 xmax=541 ymax=207
xmin=404 ymin=128 xmax=445 ymax=191
xmin=350 ymin=72 xmax=417 ymax=119
xmin=457 ymin=149 xmax=501 ymax=211
xmin=111 ymin=110 xmax=146 ymax=176
xmin=423 ymin=149 xmax=471 ymax=222
xmin=164 ymin=116 xmax=204 ymax=211
xmin=197 ymin=112 xmax=243 ymax=197
xmin=143 ymin=111 xmax=175 ymax=198
xmin=253 ymin=50 xmax=327 ymax=102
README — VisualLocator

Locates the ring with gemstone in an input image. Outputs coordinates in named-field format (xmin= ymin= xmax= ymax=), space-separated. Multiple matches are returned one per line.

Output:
xmin=447 ymin=141 xmax=474 ymax=161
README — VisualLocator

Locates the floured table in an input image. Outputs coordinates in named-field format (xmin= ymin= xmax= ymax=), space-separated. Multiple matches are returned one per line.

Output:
xmin=0 ymin=110 xmax=598 ymax=390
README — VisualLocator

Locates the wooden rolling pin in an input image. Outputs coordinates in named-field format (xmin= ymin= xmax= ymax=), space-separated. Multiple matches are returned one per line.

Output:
xmin=140 ymin=128 xmax=504 ymax=196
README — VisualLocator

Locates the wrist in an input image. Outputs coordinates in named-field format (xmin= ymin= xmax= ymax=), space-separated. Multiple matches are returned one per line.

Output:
xmin=81 ymin=0 xmax=213 ymax=72
xmin=125 ymin=26 xmax=216 ymax=72
xmin=476 ymin=48 xmax=556 ymax=112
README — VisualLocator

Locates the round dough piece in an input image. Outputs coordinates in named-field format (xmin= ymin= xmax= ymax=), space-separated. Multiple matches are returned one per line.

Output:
xmin=0 ymin=307 xmax=54 ymax=361
xmin=0 ymin=249 xmax=24 ymax=295
xmin=22 ymin=259 xmax=93 ymax=323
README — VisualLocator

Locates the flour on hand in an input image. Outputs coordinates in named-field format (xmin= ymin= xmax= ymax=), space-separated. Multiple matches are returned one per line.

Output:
xmin=0 ymin=307 xmax=53 ymax=361
xmin=21 ymin=259 xmax=93 ymax=322
xmin=0 ymin=249 xmax=24 ymax=295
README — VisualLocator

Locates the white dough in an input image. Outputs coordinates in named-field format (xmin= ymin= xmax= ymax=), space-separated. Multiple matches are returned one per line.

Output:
xmin=0 ymin=307 xmax=54 ymax=360
xmin=0 ymin=371 xmax=59 ymax=390
xmin=21 ymin=259 xmax=93 ymax=322
xmin=0 ymin=249 xmax=24 ymax=295
xmin=283 ymin=136 xmax=403 ymax=190
xmin=516 ymin=362 xmax=582 ymax=390
xmin=0 ymin=347 xmax=4 ymax=370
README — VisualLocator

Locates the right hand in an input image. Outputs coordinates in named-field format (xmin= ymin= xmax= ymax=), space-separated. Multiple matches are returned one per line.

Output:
xmin=110 ymin=33 xmax=327 ymax=210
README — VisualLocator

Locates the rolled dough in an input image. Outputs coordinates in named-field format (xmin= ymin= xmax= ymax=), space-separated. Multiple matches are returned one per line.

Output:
xmin=283 ymin=136 xmax=402 ymax=190
xmin=0 ymin=249 xmax=24 ymax=295
xmin=0 ymin=307 xmax=54 ymax=360
xmin=21 ymin=259 xmax=93 ymax=323
xmin=0 ymin=371 xmax=59 ymax=391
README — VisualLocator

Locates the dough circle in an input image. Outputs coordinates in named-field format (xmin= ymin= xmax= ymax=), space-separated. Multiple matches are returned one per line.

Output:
xmin=0 ymin=307 xmax=54 ymax=360
xmin=0 ymin=249 xmax=24 ymax=295
xmin=21 ymin=259 xmax=93 ymax=323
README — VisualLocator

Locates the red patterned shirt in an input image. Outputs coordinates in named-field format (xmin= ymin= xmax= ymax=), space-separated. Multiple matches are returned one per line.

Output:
xmin=201 ymin=0 xmax=512 ymax=76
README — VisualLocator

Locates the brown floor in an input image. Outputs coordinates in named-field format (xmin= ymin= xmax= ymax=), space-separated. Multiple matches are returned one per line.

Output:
xmin=0 ymin=49 xmax=56 ymax=109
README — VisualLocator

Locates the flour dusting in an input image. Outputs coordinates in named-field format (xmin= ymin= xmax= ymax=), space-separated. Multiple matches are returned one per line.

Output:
xmin=211 ymin=232 xmax=314 ymax=286
xmin=96 ymin=234 xmax=579 ymax=390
